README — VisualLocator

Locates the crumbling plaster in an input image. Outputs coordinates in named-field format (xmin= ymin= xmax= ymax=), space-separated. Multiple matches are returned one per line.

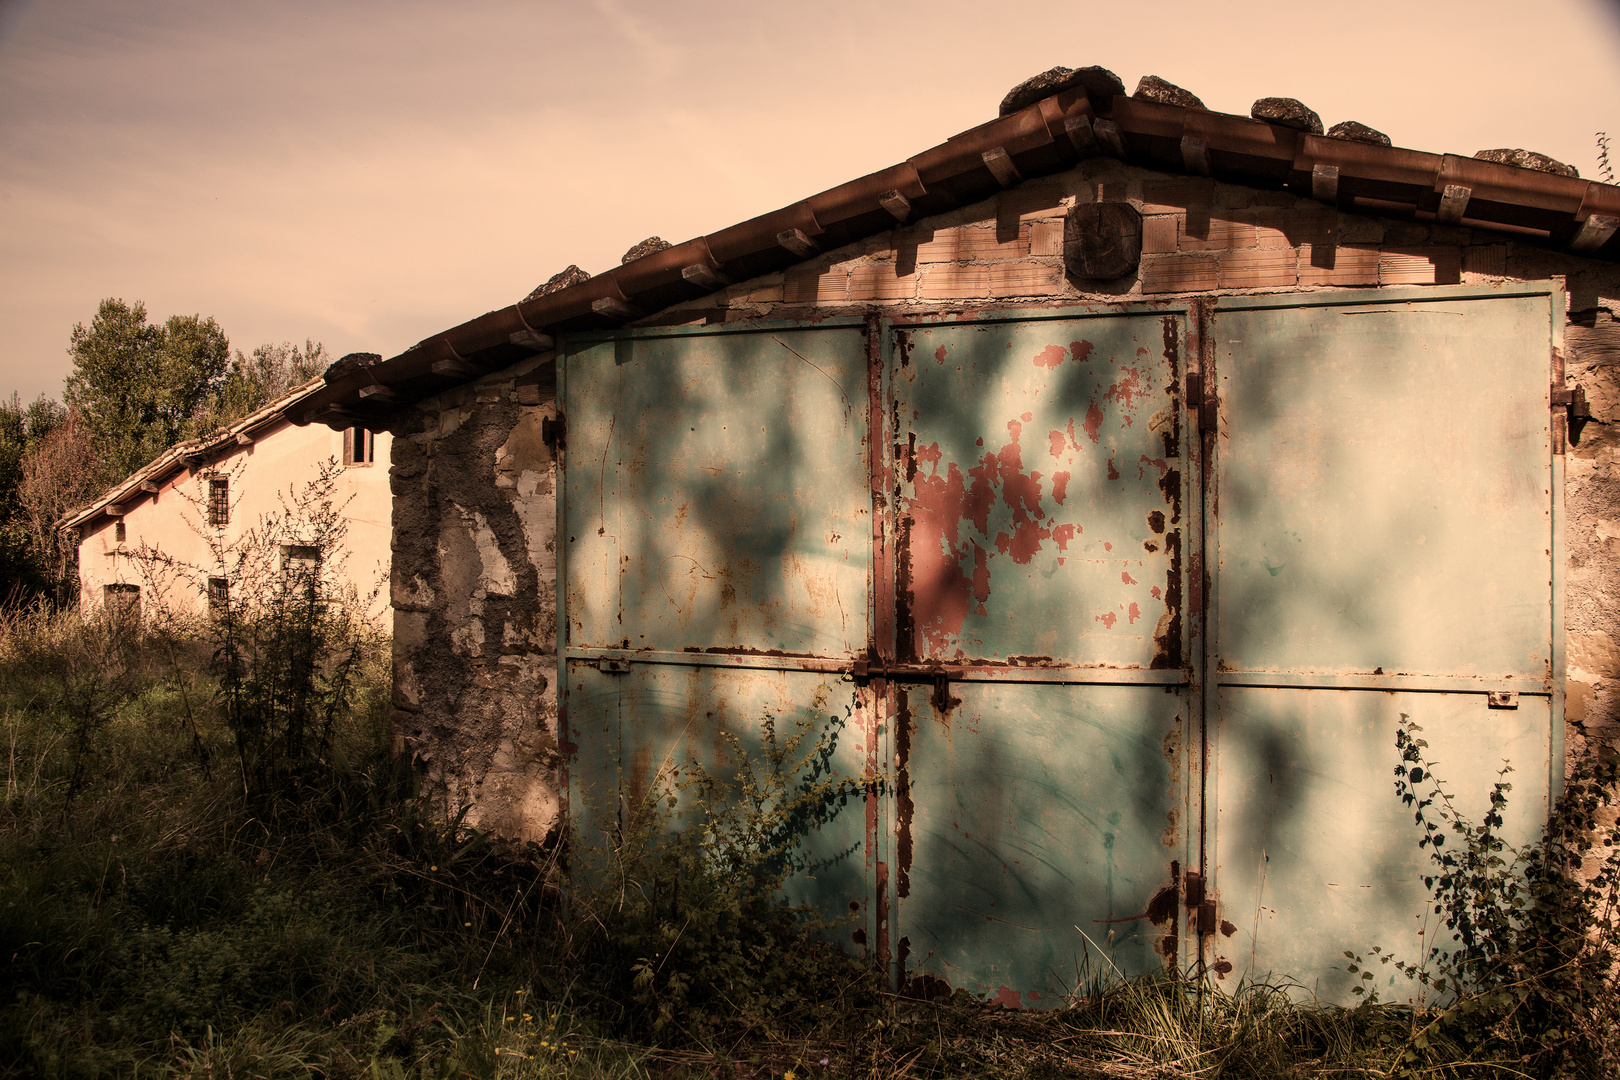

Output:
xmin=389 ymin=356 xmax=560 ymax=842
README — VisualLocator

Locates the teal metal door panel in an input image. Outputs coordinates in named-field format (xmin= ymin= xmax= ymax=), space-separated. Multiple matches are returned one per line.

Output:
xmin=1213 ymin=294 xmax=1554 ymax=678
xmin=888 ymin=310 xmax=1195 ymax=997
xmin=1208 ymin=286 xmax=1562 ymax=1003
xmin=563 ymin=321 xmax=883 ymax=959
xmin=564 ymin=326 xmax=870 ymax=657
xmin=892 ymin=316 xmax=1186 ymax=669
xmin=1211 ymin=688 xmax=1551 ymax=1000
xmin=566 ymin=661 xmax=878 ymax=954
xmin=897 ymin=680 xmax=1190 ymax=1004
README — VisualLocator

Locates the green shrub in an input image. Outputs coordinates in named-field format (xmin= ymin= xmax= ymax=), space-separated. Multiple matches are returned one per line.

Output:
xmin=1356 ymin=716 xmax=1620 ymax=1077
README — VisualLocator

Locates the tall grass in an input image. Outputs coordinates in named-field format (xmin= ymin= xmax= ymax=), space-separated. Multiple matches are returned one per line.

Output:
xmin=3 ymin=607 xmax=1612 ymax=1078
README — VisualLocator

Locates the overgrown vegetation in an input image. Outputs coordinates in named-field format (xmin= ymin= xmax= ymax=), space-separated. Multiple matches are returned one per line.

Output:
xmin=1342 ymin=717 xmax=1620 ymax=1078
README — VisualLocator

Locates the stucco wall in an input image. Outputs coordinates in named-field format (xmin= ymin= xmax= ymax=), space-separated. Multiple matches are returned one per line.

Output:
xmin=76 ymin=419 xmax=393 ymax=623
xmin=388 ymin=356 xmax=559 ymax=842
xmin=393 ymin=156 xmax=1620 ymax=842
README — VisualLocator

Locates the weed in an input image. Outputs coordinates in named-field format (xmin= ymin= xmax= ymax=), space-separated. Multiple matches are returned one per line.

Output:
xmin=1354 ymin=715 xmax=1620 ymax=1077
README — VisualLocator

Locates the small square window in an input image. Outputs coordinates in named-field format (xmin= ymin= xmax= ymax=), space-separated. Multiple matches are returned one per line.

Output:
xmin=343 ymin=426 xmax=375 ymax=466
xmin=114 ymin=519 xmax=126 ymax=543
xmin=208 ymin=477 xmax=229 ymax=527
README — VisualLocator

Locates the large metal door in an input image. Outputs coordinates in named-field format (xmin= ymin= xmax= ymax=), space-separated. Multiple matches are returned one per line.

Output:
xmin=1205 ymin=284 xmax=1564 ymax=1001
xmin=560 ymin=285 xmax=1563 ymax=1003
xmin=886 ymin=311 xmax=1195 ymax=1001
xmin=562 ymin=323 xmax=879 ymax=933
xmin=563 ymin=308 xmax=1197 ymax=1000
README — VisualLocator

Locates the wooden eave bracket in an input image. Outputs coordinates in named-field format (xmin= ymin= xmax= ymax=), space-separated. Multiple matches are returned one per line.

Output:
xmin=234 ymin=432 xmax=253 ymax=446
xmin=981 ymin=147 xmax=1023 ymax=188
xmin=508 ymin=328 xmax=554 ymax=351
xmin=1570 ymin=214 xmax=1620 ymax=254
xmin=878 ymin=189 xmax=912 ymax=222
xmin=591 ymin=296 xmax=643 ymax=320
xmin=1180 ymin=135 xmax=1212 ymax=176
xmin=432 ymin=356 xmax=480 ymax=377
xmin=681 ymin=264 xmax=732 ymax=289
xmin=776 ymin=228 xmax=821 ymax=258
xmin=1311 ymin=163 xmax=1340 ymax=203
xmin=138 ymin=480 xmax=159 ymax=493
xmin=1092 ymin=118 xmax=1126 ymax=159
xmin=358 ymin=383 xmax=396 ymax=401
xmin=1436 ymin=184 xmax=1472 ymax=226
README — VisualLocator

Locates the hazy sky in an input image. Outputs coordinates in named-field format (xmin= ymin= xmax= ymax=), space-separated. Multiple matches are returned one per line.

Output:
xmin=3 ymin=0 xmax=1618 ymax=403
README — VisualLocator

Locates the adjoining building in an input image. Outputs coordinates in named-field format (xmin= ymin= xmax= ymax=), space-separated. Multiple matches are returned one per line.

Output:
xmin=66 ymin=377 xmax=393 ymax=624
xmin=292 ymin=66 xmax=1620 ymax=1002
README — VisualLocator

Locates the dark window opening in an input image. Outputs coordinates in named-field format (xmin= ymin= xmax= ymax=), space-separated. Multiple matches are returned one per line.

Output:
xmin=208 ymin=477 xmax=229 ymax=527
xmin=104 ymin=582 xmax=140 ymax=617
xmin=280 ymin=544 xmax=321 ymax=594
xmin=207 ymin=577 xmax=229 ymax=613
xmin=114 ymin=519 xmax=126 ymax=542
xmin=343 ymin=426 xmax=375 ymax=466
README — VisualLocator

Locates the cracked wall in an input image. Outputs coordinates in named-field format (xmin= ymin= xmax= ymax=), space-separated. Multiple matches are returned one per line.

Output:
xmin=388 ymin=356 xmax=560 ymax=842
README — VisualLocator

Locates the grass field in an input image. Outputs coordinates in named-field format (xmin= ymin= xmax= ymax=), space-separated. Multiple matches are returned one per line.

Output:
xmin=1 ymin=606 xmax=1613 ymax=1079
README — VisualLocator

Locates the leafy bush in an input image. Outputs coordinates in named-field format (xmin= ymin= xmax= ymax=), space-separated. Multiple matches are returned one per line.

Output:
xmin=1355 ymin=715 xmax=1620 ymax=1077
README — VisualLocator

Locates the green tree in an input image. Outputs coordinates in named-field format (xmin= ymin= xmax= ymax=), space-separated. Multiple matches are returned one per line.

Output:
xmin=208 ymin=339 xmax=329 ymax=428
xmin=0 ymin=394 xmax=67 ymax=604
xmin=64 ymin=298 xmax=231 ymax=479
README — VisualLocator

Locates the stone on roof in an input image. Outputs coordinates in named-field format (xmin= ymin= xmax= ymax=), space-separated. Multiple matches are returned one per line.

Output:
xmin=1134 ymin=75 xmax=1205 ymax=109
xmin=524 ymin=265 xmax=592 ymax=303
xmin=1473 ymin=148 xmax=1578 ymax=178
xmin=621 ymin=237 xmax=672 ymax=263
xmin=999 ymin=65 xmax=1124 ymax=116
xmin=1327 ymin=120 xmax=1391 ymax=146
xmin=1251 ymin=96 xmax=1323 ymax=135
xmin=323 ymin=351 xmax=382 ymax=384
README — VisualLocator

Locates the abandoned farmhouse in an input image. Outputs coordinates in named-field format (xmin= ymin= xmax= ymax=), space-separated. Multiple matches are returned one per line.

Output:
xmin=289 ymin=66 xmax=1620 ymax=1003
xmin=67 ymin=377 xmax=393 ymax=623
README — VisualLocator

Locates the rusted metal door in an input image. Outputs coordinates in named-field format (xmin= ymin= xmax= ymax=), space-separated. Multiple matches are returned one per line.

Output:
xmin=561 ymin=322 xmax=879 ymax=933
xmin=1203 ymin=284 xmax=1564 ymax=1001
xmin=562 ymin=307 xmax=1196 ymax=999
xmin=885 ymin=310 xmax=1195 ymax=1001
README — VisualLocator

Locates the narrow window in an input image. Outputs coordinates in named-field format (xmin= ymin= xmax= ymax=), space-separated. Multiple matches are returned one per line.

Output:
xmin=114 ymin=519 xmax=126 ymax=543
xmin=343 ymin=425 xmax=374 ymax=466
xmin=208 ymin=477 xmax=229 ymax=527
xmin=104 ymin=582 xmax=140 ymax=617
xmin=207 ymin=577 xmax=229 ymax=614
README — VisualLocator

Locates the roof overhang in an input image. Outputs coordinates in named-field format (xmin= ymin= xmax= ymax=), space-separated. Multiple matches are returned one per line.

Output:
xmin=296 ymin=83 xmax=1620 ymax=427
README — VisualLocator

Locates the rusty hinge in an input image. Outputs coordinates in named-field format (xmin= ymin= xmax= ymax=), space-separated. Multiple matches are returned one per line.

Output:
xmin=542 ymin=412 xmax=566 ymax=451
xmin=1183 ymin=871 xmax=1217 ymax=935
xmin=1551 ymin=383 xmax=1590 ymax=421
xmin=1187 ymin=373 xmax=1217 ymax=429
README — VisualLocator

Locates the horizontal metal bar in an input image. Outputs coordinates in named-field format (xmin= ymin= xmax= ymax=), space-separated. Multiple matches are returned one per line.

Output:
xmin=561 ymin=314 xmax=870 ymax=345
xmin=565 ymin=648 xmax=1191 ymax=685
xmin=1213 ymin=281 xmax=1557 ymax=312
xmin=1214 ymin=670 xmax=1552 ymax=695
